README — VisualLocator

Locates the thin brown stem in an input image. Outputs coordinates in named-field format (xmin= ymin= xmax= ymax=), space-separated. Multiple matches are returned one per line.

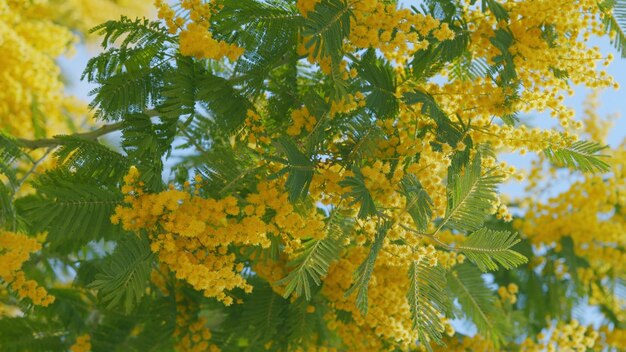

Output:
xmin=16 ymin=122 xmax=124 ymax=149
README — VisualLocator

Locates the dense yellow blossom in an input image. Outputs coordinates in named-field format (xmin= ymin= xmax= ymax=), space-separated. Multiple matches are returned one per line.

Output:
xmin=2 ymin=0 xmax=625 ymax=349
xmin=70 ymin=334 xmax=91 ymax=352
xmin=521 ymin=320 xmax=598 ymax=352
xmin=156 ymin=0 xmax=244 ymax=60
xmin=0 ymin=231 xmax=54 ymax=306
xmin=0 ymin=0 xmax=152 ymax=139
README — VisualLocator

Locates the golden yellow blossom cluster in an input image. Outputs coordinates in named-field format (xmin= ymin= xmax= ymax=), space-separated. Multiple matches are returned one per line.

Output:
xmin=320 ymin=246 xmax=442 ymax=350
xmin=348 ymin=0 xmax=452 ymax=62
xmin=112 ymin=167 xmax=332 ymax=303
xmin=0 ymin=231 xmax=54 ymax=306
xmin=287 ymin=106 xmax=317 ymax=137
xmin=296 ymin=0 xmax=455 ymax=69
xmin=521 ymin=320 xmax=598 ymax=352
xmin=0 ymin=0 xmax=152 ymax=139
xmin=69 ymin=334 xmax=91 ymax=352
xmin=173 ymin=292 xmax=220 ymax=352
xmin=296 ymin=0 xmax=320 ymax=17
xmin=155 ymin=0 xmax=244 ymax=60
xmin=0 ymin=0 xmax=75 ymax=138
xmin=497 ymin=283 xmax=519 ymax=304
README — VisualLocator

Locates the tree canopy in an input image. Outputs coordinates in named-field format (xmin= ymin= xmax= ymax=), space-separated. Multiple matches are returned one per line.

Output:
xmin=1 ymin=0 xmax=626 ymax=351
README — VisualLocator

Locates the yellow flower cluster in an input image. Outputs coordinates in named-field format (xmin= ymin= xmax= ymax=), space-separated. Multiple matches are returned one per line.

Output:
xmin=296 ymin=0 xmax=320 ymax=17
xmin=361 ymin=161 xmax=403 ymax=208
xmin=69 ymin=334 xmax=91 ymax=352
xmin=112 ymin=168 xmax=257 ymax=304
xmin=321 ymin=245 xmax=442 ymax=350
xmin=173 ymin=292 xmax=220 ymax=352
xmin=296 ymin=0 xmax=454 ymax=68
xmin=348 ymin=1 xmax=449 ymax=62
xmin=521 ymin=320 xmax=598 ymax=352
xmin=0 ymin=231 xmax=54 ymax=306
xmin=113 ymin=167 xmax=332 ymax=303
xmin=243 ymin=110 xmax=271 ymax=148
xmin=0 ymin=0 xmax=152 ymax=139
xmin=156 ymin=0 xmax=244 ymax=61
xmin=0 ymin=0 xmax=75 ymax=139
xmin=287 ymin=106 xmax=317 ymax=136
xmin=497 ymin=283 xmax=519 ymax=304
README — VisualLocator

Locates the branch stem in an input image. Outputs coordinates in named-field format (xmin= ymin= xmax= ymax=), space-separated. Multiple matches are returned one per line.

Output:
xmin=16 ymin=122 xmax=124 ymax=149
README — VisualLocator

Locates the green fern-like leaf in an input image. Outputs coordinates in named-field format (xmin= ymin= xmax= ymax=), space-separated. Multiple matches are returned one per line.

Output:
xmin=339 ymin=166 xmax=377 ymax=219
xmin=458 ymin=227 xmax=527 ymax=272
xmin=89 ymin=235 xmax=153 ymax=313
xmin=302 ymin=0 xmax=351 ymax=63
xmin=216 ymin=0 xmax=301 ymax=96
xmin=407 ymin=261 xmax=447 ymax=350
xmin=447 ymin=263 xmax=510 ymax=346
xmin=89 ymin=66 xmax=168 ymax=121
xmin=82 ymin=42 xmax=168 ymax=83
xmin=403 ymin=90 xmax=463 ymax=146
xmin=544 ymin=140 xmax=610 ymax=173
xmin=157 ymin=56 xmax=202 ymax=120
xmin=352 ymin=49 xmax=398 ymax=118
xmin=122 ymin=113 xmax=177 ymax=191
xmin=278 ymin=210 xmax=353 ymax=300
xmin=273 ymin=137 xmax=315 ymax=202
xmin=444 ymin=153 xmax=502 ymax=232
xmin=400 ymin=174 xmax=433 ymax=232
xmin=345 ymin=221 xmax=390 ymax=315
xmin=0 ymin=318 xmax=67 ymax=352
xmin=0 ymin=133 xmax=30 ymax=187
xmin=598 ymin=0 xmax=626 ymax=57
xmin=335 ymin=112 xmax=384 ymax=164
xmin=90 ymin=16 xmax=171 ymax=51
xmin=240 ymin=281 xmax=289 ymax=345
xmin=196 ymin=71 xmax=253 ymax=132
xmin=16 ymin=170 xmax=124 ymax=254
xmin=449 ymin=53 xmax=490 ymax=82
xmin=54 ymin=136 xmax=130 ymax=183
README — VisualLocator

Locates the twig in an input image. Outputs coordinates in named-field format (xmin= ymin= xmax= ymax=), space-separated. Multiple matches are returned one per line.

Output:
xmin=16 ymin=122 xmax=124 ymax=149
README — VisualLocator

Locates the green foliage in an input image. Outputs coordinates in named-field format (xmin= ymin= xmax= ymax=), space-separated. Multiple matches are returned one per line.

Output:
xmin=85 ymin=17 xmax=172 ymax=121
xmin=279 ymin=210 xmax=353 ymax=300
xmin=444 ymin=153 xmax=502 ymax=232
xmin=302 ymin=0 xmax=351 ymax=63
xmin=403 ymin=90 xmax=463 ymax=145
xmin=16 ymin=170 xmax=124 ymax=254
xmin=0 ymin=318 xmax=67 ymax=352
xmin=407 ymin=260 xmax=448 ymax=350
xmin=400 ymin=174 xmax=433 ymax=232
xmin=459 ymin=228 xmax=527 ymax=272
xmin=339 ymin=166 xmax=377 ymax=219
xmin=89 ymin=235 xmax=153 ymax=313
xmin=544 ymin=140 xmax=610 ymax=173
xmin=352 ymin=49 xmax=398 ymax=118
xmin=121 ymin=113 xmax=176 ymax=191
xmin=345 ymin=221 xmax=390 ymax=315
xmin=447 ymin=263 xmax=510 ymax=345
xmin=0 ymin=134 xmax=29 ymax=226
xmin=89 ymin=66 xmax=169 ymax=121
xmin=334 ymin=112 xmax=384 ymax=163
xmin=54 ymin=136 xmax=130 ymax=183
xmin=482 ymin=0 xmax=510 ymax=21
xmin=0 ymin=133 xmax=30 ymax=187
xmin=273 ymin=137 xmax=315 ymax=202
xmin=3 ymin=0 xmax=623 ymax=350
xmin=599 ymin=0 xmax=626 ymax=57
